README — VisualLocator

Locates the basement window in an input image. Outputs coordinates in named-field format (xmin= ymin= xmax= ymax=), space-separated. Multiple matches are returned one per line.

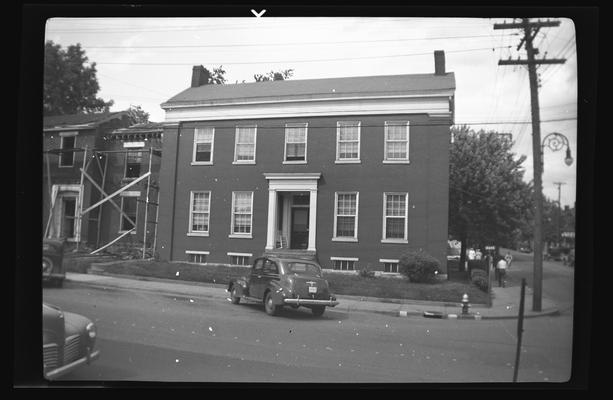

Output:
xmin=331 ymin=258 xmax=357 ymax=271
xmin=186 ymin=251 xmax=208 ymax=264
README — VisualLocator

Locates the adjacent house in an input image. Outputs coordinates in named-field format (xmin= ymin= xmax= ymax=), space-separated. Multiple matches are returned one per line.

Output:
xmin=156 ymin=50 xmax=455 ymax=275
xmin=43 ymin=111 xmax=132 ymax=246
xmin=43 ymin=112 xmax=163 ymax=255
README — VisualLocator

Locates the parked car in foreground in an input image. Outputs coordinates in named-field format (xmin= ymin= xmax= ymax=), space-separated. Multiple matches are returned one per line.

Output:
xmin=227 ymin=256 xmax=339 ymax=317
xmin=43 ymin=239 xmax=66 ymax=287
xmin=43 ymin=303 xmax=100 ymax=380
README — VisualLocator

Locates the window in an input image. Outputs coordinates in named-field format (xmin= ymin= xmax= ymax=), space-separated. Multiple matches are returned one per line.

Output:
xmin=125 ymin=151 xmax=142 ymax=178
xmin=384 ymin=121 xmax=410 ymax=162
xmin=59 ymin=135 xmax=76 ymax=167
xmin=229 ymin=254 xmax=251 ymax=266
xmin=332 ymin=259 xmax=356 ymax=271
xmin=120 ymin=195 xmax=138 ymax=232
xmin=383 ymin=193 xmax=408 ymax=241
xmin=333 ymin=192 xmax=358 ymax=240
xmin=193 ymin=127 xmax=214 ymax=164
xmin=186 ymin=252 xmax=208 ymax=264
xmin=381 ymin=260 xmax=400 ymax=273
xmin=263 ymin=259 xmax=279 ymax=274
xmin=284 ymin=123 xmax=307 ymax=162
xmin=234 ymin=125 xmax=256 ymax=163
xmin=231 ymin=192 xmax=253 ymax=236
xmin=336 ymin=121 xmax=360 ymax=162
xmin=189 ymin=191 xmax=210 ymax=234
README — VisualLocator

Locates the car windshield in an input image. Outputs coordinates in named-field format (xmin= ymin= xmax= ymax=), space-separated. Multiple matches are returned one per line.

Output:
xmin=284 ymin=262 xmax=322 ymax=277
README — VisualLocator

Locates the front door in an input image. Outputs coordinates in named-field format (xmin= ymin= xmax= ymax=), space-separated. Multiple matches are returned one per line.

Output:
xmin=291 ymin=208 xmax=309 ymax=249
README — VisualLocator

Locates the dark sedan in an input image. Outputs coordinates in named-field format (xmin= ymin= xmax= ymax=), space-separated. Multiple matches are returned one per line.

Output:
xmin=228 ymin=256 xmax=339 ymax=317
xmin=43 ymin=303 xmax=100 ymax=380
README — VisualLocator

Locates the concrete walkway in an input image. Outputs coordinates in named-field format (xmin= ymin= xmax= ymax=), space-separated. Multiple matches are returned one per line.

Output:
xmin=64 ymin=271 xmax=560 ymax=321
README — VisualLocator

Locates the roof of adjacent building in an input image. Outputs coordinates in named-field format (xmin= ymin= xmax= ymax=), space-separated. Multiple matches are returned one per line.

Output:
xmin=111 ymin=122 xmax=165 ymax=135
xmin=161 ymin=72 xmax=455 ymax=108
xmin=43 ymin=111 xmax=130 ymax=130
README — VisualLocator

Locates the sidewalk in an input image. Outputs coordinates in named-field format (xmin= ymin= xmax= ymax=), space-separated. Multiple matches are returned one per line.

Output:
xmin=64 ymin=271 xmax=560 ymax=320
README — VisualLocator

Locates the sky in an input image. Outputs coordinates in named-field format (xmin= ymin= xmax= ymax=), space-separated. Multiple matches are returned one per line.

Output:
xmin=44 ymin=16 xmax=578 ymax=208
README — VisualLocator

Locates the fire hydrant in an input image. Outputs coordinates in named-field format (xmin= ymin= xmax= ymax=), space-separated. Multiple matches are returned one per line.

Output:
xmin=461 ymin=293 xmax=470 ymax=315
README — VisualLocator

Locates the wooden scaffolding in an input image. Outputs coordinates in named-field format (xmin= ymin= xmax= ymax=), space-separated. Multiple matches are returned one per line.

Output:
xmin=43 ymin=145 xmax=161 ymax=258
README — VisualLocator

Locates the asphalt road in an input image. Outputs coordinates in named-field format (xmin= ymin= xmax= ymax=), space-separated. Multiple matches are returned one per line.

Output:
xmin=42 ymin=279 xmax=573 ymax=384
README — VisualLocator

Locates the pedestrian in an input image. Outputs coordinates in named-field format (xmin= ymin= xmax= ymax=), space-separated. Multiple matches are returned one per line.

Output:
xmin=504 ymin=251 xmax=513 ymax=268
xmin=496 ymin=257 xmax=508 ymax=287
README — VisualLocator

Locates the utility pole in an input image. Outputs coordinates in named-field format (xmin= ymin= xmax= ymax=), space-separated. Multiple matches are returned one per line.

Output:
xmin=494 ymin=18 xmax=566 ymax=311
xmin=554 ymin=182 xmax=566 ymax=246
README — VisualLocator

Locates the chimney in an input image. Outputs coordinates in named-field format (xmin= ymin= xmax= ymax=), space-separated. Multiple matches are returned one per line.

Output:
xmin=191 ymin=65 xmax=209 ymax=88
xmin=434 ymin=50 xmax=446 ymax=75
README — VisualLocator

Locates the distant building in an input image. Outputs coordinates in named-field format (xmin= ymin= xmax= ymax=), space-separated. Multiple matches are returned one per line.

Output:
xmin=156 ymin=51 xmax=455 ymax=274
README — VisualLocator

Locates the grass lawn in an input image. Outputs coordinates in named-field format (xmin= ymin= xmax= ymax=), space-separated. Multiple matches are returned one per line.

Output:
xmin=65 ymin=256 xmax=491 ymax=305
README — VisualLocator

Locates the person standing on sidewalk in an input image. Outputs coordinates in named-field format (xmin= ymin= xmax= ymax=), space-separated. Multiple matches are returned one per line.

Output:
xmin=496 ymin=257 xmax=508 ymax=287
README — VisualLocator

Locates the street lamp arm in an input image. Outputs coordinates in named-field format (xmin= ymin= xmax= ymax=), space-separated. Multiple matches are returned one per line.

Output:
xmin=541 ymin=132 xmax=573 ymax=166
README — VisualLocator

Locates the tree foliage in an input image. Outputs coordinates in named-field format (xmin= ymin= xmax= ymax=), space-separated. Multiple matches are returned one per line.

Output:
xmin=202 ymin=66 xmax=227 ymax=85
xmin=448 ymin=126 xmax=533 ymax=267
xmin=253 ymin=69 xmax=294 ymax=82
xmin=44 ymin=41 xmax=114 ymax=116
xmin=126 ymin=104 xmax=150 ymax=125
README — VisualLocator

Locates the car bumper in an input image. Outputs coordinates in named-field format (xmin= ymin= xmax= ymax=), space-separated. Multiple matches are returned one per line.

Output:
xmin=283 ymin=298 xmax=339 ymax=307
xmin=43 ymin=272 xmax=65 ymax=280
xmin=44 ymin=348 xmax=100 ymax=380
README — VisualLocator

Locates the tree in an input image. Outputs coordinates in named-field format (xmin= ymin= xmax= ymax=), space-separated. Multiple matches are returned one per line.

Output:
xmin=204 ymin=65 xmax=227 ymax=85
xmin=448 ymin=125 xmax=533 ymax=270
xmin=44 ymin=41 xmax=114 ymax=116
xmin=126 ymin=105 xmax=150 ymax=125
xmin=253 ymin=69 xmax=294 ymax=82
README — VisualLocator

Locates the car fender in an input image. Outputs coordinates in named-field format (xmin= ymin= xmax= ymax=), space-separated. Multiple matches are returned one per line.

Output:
xmin=266 ymin=282 xmax=287 ymax=306
xmin=228 ymin=278 xmax=248 ymax=296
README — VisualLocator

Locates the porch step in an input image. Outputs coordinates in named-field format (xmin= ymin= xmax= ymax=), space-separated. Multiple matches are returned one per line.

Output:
xmin=262 ymin=249 xmax=318 ymax=262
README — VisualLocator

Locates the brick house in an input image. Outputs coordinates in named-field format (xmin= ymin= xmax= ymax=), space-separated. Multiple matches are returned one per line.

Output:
xmin=157 ymin=51 xmax=455 ymax=275
xmin=43 ymin=112 xmax=163 ymax=255
xmin=43 ymin=111 xmax=132 ymax=246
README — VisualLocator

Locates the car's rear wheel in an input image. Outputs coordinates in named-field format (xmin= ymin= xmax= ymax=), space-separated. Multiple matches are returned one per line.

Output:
xmin=311 ymin=306 xmax=325 ymax=317
xmin=264 ymin=292 xmax=279 ymax=316
xmin=230 ymin=286 xmax=241 ymax=304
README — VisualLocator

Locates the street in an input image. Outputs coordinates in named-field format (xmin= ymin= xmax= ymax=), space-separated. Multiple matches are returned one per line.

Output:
xmin=42 ymin=263 xmax=574 ymax=383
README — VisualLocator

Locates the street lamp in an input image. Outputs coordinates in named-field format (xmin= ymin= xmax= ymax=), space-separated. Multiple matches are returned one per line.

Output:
xmin=533 ymin=132 xmax=573 ymax=311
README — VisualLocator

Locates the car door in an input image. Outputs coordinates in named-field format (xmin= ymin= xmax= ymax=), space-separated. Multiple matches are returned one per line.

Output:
xmin=262 ymin=259 xmax=280 ymax=292
xmin=249 ymin=258 xmax=266 ymax=299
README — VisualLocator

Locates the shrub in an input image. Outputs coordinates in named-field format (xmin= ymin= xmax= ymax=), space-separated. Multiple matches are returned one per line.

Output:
xmin=358 ymin=264 xmax=376 ymax=278
xmin=472 ymin=275 xmax=489 ymax=292
xmin=399 ymin=250 xmax=441 ymax=283
xmin=470 ymin=269 xmax=488 ymax=280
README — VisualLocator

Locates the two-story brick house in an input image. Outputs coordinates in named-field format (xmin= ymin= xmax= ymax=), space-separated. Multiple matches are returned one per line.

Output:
xmin=43 ymin=111 xmax=132 ymax=246
xmin=157 ymin=51 xmax=455 ymax=275
xmin=43 ymin=112 xmax=163 ymax=255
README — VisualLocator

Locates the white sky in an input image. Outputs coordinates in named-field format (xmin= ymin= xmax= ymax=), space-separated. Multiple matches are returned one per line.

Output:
xmin=44 ymin=16 xmax=577 ymax=207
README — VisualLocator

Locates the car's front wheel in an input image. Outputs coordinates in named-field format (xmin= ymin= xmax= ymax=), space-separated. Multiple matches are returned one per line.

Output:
xmin=311 ymin=306 xmax=325 ymax=317
xmin=264 ymin=292 xmax=279 ymax=316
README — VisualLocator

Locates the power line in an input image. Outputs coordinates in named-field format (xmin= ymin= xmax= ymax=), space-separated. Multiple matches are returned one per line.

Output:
xmin=93 ymin=46 xmax=512 ymax=66
xmin=81 ymin=33 xmax=516 ymax=49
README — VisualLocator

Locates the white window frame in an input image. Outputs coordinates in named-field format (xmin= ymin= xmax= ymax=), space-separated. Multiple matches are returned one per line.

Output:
xmin=229 ymin=191 xmax=254 ymax=238
xmin=330 ymin=257 xmax=358 ymax=271
xmin=186 ymin=250 xmax=210 ymax=264
xmin=383 ymin=121 xmax=410 ymax=163
xmin=233 ymin=125 xmax=257 ymax=164
xmin=283 ymin=123 xmax=308 ymax=164
xmin=188 ymin=191 xmax=211 ymax=236
xmin=119 ymin=193 xmax=139 ymax=234
xmin=58 ymin=132 xmax=78 ymax=168
xmin=335 ymin=121 xmax=361 ymax=163
xmin=227 ymin=252 xmax=253 ymax=266
xmin=380 ymin=258 xmax=400 ymax=273
xmin=382 ymin=192 xmax=409 ymax=243
xmin=191 ymin=127 xmax=215 ymax=165
xmin=332 ymin=192 xmax=359 ymax=242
